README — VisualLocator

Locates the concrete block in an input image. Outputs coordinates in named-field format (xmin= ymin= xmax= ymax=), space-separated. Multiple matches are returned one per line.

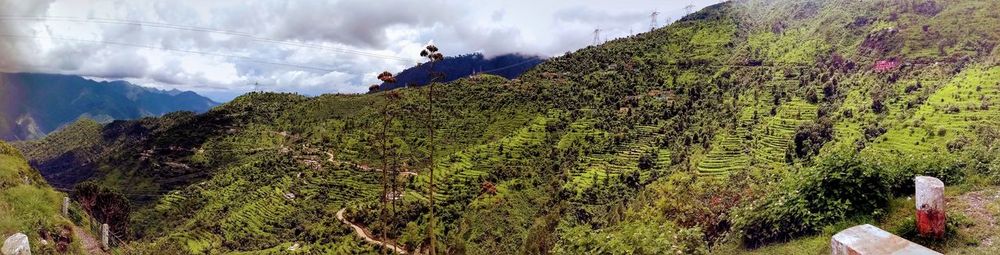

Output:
xmin=831 ymin=224 xmax=940 ymax=255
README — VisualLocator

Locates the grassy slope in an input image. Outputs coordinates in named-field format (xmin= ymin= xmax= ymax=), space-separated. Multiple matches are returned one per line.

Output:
xmin=0 ymin=141 xmax=85 ymax=254
xmin=15 ymin=0 xmax=1000 ymax=254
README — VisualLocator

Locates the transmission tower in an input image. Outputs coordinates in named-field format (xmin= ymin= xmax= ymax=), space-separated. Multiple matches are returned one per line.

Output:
xmin=593 ymin=28 xmax=602 ymax=45
xmin=685 ymin=4 xmax=695 ymax=15
xmin=650 ymin=11 xmax=660 ymax=31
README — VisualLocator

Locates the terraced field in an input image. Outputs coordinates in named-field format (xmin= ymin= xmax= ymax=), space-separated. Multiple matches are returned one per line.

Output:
xmin=565 ymin=124 xmax=668 ymax=192
xmin=696 ymin=98 xmax=817 ymax=178
xmin=556 ymin=118 xmax=609 ymax=151
xmin=408 ymin=111 xmax=555 ymax=202
xmin=868 ymin=66 xmax=1000 ymax=155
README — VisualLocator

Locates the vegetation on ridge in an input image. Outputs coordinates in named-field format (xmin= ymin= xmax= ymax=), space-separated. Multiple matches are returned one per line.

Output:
xmin=13 ymin=0 xmax=1000 ymax=254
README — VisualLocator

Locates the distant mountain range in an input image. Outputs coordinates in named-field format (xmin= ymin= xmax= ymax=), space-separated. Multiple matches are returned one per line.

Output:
xmin=378 ymin=53 xmax=545 ymax=90
xmin=0 ymin=73 xmax=219 ymax=141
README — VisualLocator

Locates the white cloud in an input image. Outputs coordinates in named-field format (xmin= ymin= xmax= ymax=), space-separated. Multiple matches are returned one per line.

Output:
xmin=0 ymin=0 xmax=720 ymax=101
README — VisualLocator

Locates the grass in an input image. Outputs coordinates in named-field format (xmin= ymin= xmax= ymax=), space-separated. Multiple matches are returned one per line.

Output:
xmin=0 ymin=141 xmax=80 ymax=253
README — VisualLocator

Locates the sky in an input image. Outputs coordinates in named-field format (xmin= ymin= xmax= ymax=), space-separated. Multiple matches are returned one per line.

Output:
xmin=0 ymin=0 xmax=721 ymax=102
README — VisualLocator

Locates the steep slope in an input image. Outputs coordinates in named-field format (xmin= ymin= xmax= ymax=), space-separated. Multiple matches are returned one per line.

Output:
xmin=0 ymin=141 xmax=85 ymax=254
xmin=16 ymin=0 xmax=1000 ymax=254
xmin=0 ymin=73 xmax=219 ymax=141
xmin=377 ymin=53 xmax=544 ymax=91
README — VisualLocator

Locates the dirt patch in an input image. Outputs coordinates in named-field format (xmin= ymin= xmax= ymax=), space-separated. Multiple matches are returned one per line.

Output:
xmin=953 ymin=188 xmax=1000 ymax=248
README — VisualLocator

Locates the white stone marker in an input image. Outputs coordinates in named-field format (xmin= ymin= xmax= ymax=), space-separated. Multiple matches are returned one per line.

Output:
xmin=1 ymin=233 xmax=30 ymax=255
xmin=101 ymin=223 xmax=110 ymax=251
xmin=915 ymin=176 xmax=945 ymax=239
xmin=831 ymin=224 xmax=940 ymax=255
xmin=62 ymin=197 xmax=69 ymax=217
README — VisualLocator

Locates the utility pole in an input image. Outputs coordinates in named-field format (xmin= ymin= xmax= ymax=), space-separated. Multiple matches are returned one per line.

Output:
xmin=650 ymin=11 xmax=660 ymax=31
xmin=593 ymin=28 xmax=602 ymax=45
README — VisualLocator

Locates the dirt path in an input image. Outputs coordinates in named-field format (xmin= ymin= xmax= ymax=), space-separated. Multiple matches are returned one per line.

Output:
xmin=72 ymin=226 xmax=108 ymax=255
xmin=337 ymin=208 xmax=408 ymax=254
xmin=324 ymin=152 xmax=419 ymax=177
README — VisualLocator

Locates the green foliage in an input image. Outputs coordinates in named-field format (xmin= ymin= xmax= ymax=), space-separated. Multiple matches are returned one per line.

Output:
xmin=734 ymin=146 xmax=889 ymax=247
xmin=553 ymin=221 xmax=707 ymax=255
xmin=15 ymin=0 xmax=1000 ymax=253
xmin=0 ymin=141 xmax=80 ymax=254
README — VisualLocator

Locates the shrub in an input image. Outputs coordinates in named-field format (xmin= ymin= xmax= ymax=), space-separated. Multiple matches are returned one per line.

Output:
xmin=637 ymin=151 xmax=656 ymax=170
xmin=947 ymin=135 xmax=971 ymax=152
xmin=863 ymin=123 xmax=887 ymax=141
xmin=734 ymin=147 xmax=889 ymax=247
xmin=875 ymin=153 xmax=964 ymax=194
xmin=945 ymin=105 xmax=961 ymax=114
xmin=792 ymin=118 xmax=834 ymax=159
xmin=650 ymin=172 xmax=755 ymax=243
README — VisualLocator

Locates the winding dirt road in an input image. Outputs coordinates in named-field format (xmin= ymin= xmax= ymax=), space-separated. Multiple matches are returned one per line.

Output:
xmin=325 ymin=152 xmax=418 ymax=176
xmin=337 ymin=208 xmax=408 ymax=254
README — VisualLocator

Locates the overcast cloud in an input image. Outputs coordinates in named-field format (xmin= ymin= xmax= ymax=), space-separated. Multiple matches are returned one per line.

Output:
xmin=0 ymin=0 xmax=720 ymax=101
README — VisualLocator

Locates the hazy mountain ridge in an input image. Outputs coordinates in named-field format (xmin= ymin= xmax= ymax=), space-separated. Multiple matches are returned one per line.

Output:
xmin=0 ymin=72 xmax=219 ymax=141
xmin=377 ymin=53 xmax=544 ymax=90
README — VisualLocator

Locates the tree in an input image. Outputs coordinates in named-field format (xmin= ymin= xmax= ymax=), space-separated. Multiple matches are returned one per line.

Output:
xmin=638 ymin=150 xmax=656 ymax=170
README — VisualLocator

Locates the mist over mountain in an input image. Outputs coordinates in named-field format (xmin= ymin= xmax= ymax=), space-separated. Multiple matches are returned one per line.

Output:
xmin=0 ymin=73 xmax=219 ymax=141
xmin=8 ymin=0 xmax=1000 ymax=254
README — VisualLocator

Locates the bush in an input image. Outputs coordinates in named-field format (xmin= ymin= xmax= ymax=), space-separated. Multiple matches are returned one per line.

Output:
xmin=650 ymin=172 xmax=755 ymax=243
xmin=791 ymin=118 xmax=834 ymax=159
xmin=735 ymin=147 xmax=889 ymax=247
xmin=875 ymin=153 xmax=964 ymax=194
xmin=637 ymin=151 xmax=656 ymax=170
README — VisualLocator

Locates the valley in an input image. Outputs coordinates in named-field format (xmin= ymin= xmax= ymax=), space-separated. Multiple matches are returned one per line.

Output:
xmin=3 ymin=0 xmax=1000 ymax=254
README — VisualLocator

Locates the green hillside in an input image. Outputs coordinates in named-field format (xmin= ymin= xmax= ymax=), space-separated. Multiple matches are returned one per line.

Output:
xmin=0 ymin=141 xmax=86 ymax=254
xmin=14 ymin=0 xmax=1000 ymax=254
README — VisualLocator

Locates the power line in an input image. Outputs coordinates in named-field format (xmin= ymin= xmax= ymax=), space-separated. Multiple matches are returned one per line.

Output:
xmin=0 ymin=34 xmax=337 ymax=72
xmin=0 ymin=16 xmax=419 ymax=62
xmin=479 ymin=58 xmax=546 ymax=74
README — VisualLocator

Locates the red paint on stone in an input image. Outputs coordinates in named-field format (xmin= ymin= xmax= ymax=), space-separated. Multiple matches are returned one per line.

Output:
xmin=916 ymin=207 xmax=946 ymax=238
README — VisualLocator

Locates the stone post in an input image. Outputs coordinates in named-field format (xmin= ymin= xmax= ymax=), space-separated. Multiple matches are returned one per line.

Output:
xmin=101 ymin=223 xmax=110 ymax=251
xmin=915 ymin=176 xmax=945 ymax=239
xmin=62 ymin=197 xmax=69 ymax=217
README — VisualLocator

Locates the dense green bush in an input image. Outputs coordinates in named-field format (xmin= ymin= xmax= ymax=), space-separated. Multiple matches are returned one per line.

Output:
xmin=791 ymin=117 xmax=834 ymax=160
xmin=735 ymin=146 xmax=889 ymax=247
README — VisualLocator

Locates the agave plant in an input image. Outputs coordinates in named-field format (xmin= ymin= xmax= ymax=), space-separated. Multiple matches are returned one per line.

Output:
xmin=377 ymin=71 xmax=397 ymax=83
xmin=421 ymin=44 xmax=443 ymax=62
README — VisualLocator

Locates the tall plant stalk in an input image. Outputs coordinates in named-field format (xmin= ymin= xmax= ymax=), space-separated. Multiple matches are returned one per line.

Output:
xmin=426 ymin=60 xmax=438 ymax=255
xmin=421 ymin=45 xmax=443 ymax=255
